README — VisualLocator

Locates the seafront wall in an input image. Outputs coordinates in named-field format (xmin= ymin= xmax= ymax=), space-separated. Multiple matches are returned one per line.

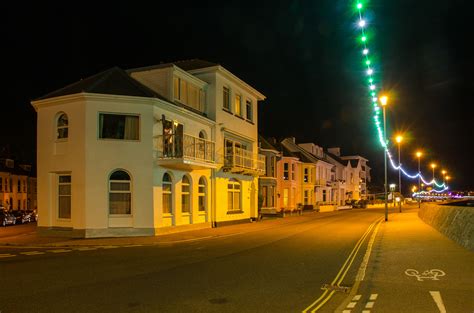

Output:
xmin=418 ymin=203 xmax=474 ymax=251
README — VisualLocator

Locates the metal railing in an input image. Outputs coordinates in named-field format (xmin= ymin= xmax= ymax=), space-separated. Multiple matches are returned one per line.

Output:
xmin=224 ymin=147 xmax=265 ymax=174
xmin=154 ymin=134 xmax=215 ymax=163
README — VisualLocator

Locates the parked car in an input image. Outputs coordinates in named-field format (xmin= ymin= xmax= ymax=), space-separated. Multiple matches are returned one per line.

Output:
xmin=1 ymin=210 xmax=16 ymax=226
xmin=11 ymin=210 xmax=34 ymax=224
xmin=26 ymin=210 xmax=38 ymax=222
xmin=352 ymin=199 xmax=368 ymax=209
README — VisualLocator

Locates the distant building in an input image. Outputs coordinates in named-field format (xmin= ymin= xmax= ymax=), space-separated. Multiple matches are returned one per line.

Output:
xmin=258 ymin=136 xmax=280 ymax=214
xmin=0 ymin=158 xmax=37 ymax=211
xmin=32 ymin=60 xmax=265 ymax=238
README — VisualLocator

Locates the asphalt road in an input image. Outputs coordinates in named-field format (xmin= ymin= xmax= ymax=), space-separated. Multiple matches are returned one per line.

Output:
xmin=0 ymin=207 xmax=472 ymax=313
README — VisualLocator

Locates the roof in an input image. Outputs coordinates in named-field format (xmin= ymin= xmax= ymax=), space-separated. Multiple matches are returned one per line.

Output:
xmin=258 ymin=135 xmax=278 ymax=151
xmin=37 ymin=67 xmax=167 ymax=101
xmin=348 ymin=159 xmax=359 ymax=168
xmin=127 ymin=59 xmax=219 ymax=74
xmin=325 ymin=151 xmax=349 ymax=166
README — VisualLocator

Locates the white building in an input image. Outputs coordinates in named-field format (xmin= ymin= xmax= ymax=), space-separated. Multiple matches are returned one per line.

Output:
xmin=32 ymin=60 xmax=265 ymax=238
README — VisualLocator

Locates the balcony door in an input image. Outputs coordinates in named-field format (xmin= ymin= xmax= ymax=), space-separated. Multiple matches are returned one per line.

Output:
xmin=163 ymin=120 xmax=183 ymax=158
xmin=224 ymin=139 xmax=248 ymax=168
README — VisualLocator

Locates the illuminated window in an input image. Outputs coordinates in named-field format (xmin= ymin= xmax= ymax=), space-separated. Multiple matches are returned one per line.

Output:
xmin=58 ymin=174 xmax=71 ymax=219
xmin=109 ymin=170 xmax=131 ymax=215
xmin=227 ymin=178 xmax=241 ymax=212
xmin=261 ymin=186 xmax=268 ymax=207
xmin=181 ymin=176 xmax=191 ymax=213
xmin=56 ymin=113 xmax=69 ymax=140
xmin=304 ymin=168 xmax=309 ymax=182
xmin=291 ymin=163 xmax=295 ymax=180
xmin=283 ymin=188 xmax=289 ymax=207
xmin=235 ymin=94 xmax=242 ymax=116
xmin=162 ymin=173 xmax=173 ymax=214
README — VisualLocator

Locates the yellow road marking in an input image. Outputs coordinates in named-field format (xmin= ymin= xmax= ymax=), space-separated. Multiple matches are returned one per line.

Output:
xmin=20 ymin=251 xmax=45 ymax=256
xmin=49 ymin=249 xmax=71 ymax=253
xmin=0 ymin=253 xmax=16 ymax=258
xmin=302 ymin=217 xmax=383 ymax=312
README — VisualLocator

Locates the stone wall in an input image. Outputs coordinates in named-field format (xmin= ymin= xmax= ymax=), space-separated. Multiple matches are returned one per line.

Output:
xmin=418 ymin=203 xmax=474 ymax=251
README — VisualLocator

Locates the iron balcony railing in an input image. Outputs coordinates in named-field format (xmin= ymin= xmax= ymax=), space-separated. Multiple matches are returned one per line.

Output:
xmin=224 ymin=147 xmax=265 ymax=174
xmin=154 ymin=134 xmax=215 ymax=163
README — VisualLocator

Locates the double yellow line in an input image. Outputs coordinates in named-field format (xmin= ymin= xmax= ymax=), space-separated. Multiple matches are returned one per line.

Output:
xmin=302 ymin=217 xmax=383 ymax=313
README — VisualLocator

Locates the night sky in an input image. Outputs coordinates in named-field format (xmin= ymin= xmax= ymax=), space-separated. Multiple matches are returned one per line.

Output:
xmin=2 ymin=0 xmax=472 ymax=191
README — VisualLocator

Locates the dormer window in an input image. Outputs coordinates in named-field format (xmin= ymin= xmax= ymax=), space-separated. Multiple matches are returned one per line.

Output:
xmin=56 ymin=113 xmax=69 ymax=140
xmin=173 ymin=76 xmax=205 ymax=112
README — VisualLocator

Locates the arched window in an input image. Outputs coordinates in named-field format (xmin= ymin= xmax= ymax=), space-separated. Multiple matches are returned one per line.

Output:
xmin=181 ymin=175 xmax=191 ymax=213
xmin=162 ymin=173 xmax=173 ymax=214
xmin=227 ymin=178 xmax=241 ymax=212
xmin=109 ymin=170 xmax=131 ymax=215
xmin=56 ymin=113 xmax=69 ymax=140
xmin=199 ymin=131 xmax=206 ymax=139
xmin=198 ymin=177 xmax=207 ymax=212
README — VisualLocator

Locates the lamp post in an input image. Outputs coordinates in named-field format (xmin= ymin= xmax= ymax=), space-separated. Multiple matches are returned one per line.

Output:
xmin=431 ymin=163 xmax=436 ymax=182
xmin=396 ymin=135 xmax=403 ymax=212
xmin=416 ymin=151 xmax=422 ymax=208
xmin=380 ymin=95 xmax=388 ymax=221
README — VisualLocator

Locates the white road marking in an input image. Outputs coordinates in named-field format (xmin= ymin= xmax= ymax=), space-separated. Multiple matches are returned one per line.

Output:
xmin=369 ymin=294 xmax=378 ymax=300
xmin=20 ymin=251 xmax=45 ymax=256
xmin=342 ymin=310 xmax=351 ymax=313
xmin=49 ymin=249 xmax=71 ymax=253
xmin=405 ymin=269 xmax=446 ymax=281
xmin=347 ymin=302 xmax=357 ymax=308
xmin=0 ymin=253 xmax=16 ymax=258
xmin=74 ymin=247 xmax=98 ymax=251
xmin=365 ymin=301 xmax=374 ymax=308
xmin=362 ymin=310 xmax=371 ymax=313
xmin=429 ymin=291 xmax=447 ymax=313
xmin=352 ymin=295 xmax=361 ymax=301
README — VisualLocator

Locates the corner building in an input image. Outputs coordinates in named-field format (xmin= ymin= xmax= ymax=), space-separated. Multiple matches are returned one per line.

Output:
xmin=32 ymin=60 xmax=265 ymax=237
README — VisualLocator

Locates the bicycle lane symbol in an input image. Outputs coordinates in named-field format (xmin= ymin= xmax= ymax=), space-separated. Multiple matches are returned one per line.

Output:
xmin=405 ymin=269 xmax=446 ymax=281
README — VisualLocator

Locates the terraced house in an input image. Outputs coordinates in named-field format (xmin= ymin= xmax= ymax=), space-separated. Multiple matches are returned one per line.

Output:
xmin=32 ymin=59 xmax=265 ymax=238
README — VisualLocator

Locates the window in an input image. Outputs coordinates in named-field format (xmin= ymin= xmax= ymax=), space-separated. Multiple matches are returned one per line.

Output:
xmin=323 ymin=190 xmax=327 ymax=202
xmin=198 ymin=177 xmax=206 ymax=212
xmin=174 ymin=76 xmax=205 ymax=111
xmin=261 ymin=186 xmax=267 ymax=207
xmin=270 ymin=157 xmax=276 ymax=177
xmin=246 ymin=100 xmax=252 ymax=121
xmin=227 ymin=178 xmax=241 ymax=212
xmin=304 ymin=190 xmax=309 ymax=205
xmin=291 ymin=163 xmax=295 ymax=180
xmin=283 ymin=163 xmax=289 ymax=180
xmin=109 ymin=170 xmax=131 ymax=215
xmin=18 ymin=179 xmax=21 ymax=193
xmin=99 ymin=113 xmax=139 ymax=140
xmin=56 ymin=113 xmax=69 ymax=140
xmin=58 ymin=175 xmax=71 ymax=219
xmin=283 ymin=188 xmax=289 ymax=207
xmin=181 ymin=176 xmax=191 ymax=213
xmin=162 ymin=120 xmax=183 ymax=158
xmin=23 ymin=179 xmax=26 ymax=192
xmin=0 ymin=177 xmax=2 ymax=192
xmin=235 ymin=94 xmax=242 ymax=116
xmin=162 ymin=173 xmax=173 ymax=214
xmin=18 ymin=200 xmax=21 ymax=210
xmin=223 ymin=86 xmax=230 ymax=110
xmin=268 ymin=186 xmax=274 ymax=207
xmin=304 ymin=168 xmax=309 ymax=183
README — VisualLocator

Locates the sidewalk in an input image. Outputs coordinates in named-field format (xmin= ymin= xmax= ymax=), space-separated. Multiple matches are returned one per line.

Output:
xmin=0 ymin=210 xmax=341 ymax=248
xmin=350 ymin=208 xmax=474 ymax=313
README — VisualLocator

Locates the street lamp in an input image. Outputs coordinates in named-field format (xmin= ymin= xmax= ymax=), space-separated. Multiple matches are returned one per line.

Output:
xmin=395 ymin=135 xmax=403 ymax=212
xmin=389 ymin=183 xmax=396 ymax=207
xmin=416 ymin=151 xmax=422 ymax=208
xmin=442 ymin=170 xmax=447 ymax=184
xmin=380 ymin=95 xmax=388 ymax=221
xmin=431 ymin=163 xmax=437 ymax=182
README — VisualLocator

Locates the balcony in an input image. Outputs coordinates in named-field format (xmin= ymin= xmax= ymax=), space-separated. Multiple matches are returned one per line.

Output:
xmin=154 ymin=134 xmax=217 ymax=170
xmin=223 ymin=147 xmax=265 ymax=176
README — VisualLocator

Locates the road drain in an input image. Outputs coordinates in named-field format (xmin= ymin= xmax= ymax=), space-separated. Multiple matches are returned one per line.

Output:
xmin=321 ymin=284 xmax=351 ymax=293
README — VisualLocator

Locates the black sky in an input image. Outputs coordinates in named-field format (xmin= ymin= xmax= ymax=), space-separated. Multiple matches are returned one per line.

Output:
xmin=2 ymin=0 xmax=473 ymax=190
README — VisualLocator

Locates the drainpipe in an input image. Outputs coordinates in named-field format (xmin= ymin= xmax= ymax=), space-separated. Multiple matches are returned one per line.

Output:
xmin=211 ymin=123 xmax=217 ymax=228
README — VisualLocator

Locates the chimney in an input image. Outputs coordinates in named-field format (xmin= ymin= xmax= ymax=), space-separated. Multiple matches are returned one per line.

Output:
xmin=328 ymin=147 xmax=341 ymax=156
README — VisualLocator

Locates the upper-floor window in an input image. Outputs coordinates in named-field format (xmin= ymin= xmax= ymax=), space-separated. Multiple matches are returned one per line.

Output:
xmin=56 ymin=113 xmax=69 ymax=140
xmin=17 ymin=180 xmax=21 ymax=193
xmin=223 ymin=86 xmax=230 ymax=110
xmin=99 ymin=113 xmax=139 ymax=140
xmin=0 ymin=177 xmax=3 ymax=192
xmin=246 ymin=100 xmax=253 ymax=121
xmin=174 ymin=76 xmax=204 ymax=111
xmin=283 ymin=163 xmax=289 ymax=180
xmin=291 ymin=163 xmax=296 ymax=180
xmin=304 ymin=168 xmax=309 ymax=183
xmin=235 ymin=94 xmax=242 ymax=116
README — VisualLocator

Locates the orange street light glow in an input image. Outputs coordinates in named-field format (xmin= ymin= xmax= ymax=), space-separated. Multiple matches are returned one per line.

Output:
xmin=395 ymin=135 xmax=403 ymax=143
xmin=380 ymin=95 xmax=388 ymax=106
